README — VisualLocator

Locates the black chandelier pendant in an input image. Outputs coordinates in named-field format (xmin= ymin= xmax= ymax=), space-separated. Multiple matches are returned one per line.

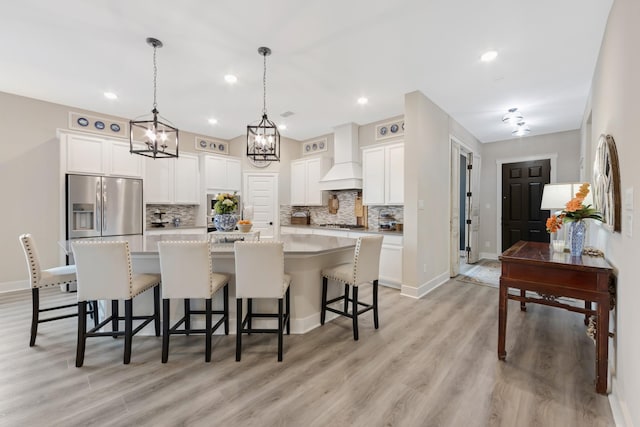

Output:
xmin=130 ymin=37 xmax=179 ymax=159
xmin=247 ymin=46 xmax=280 ymax=163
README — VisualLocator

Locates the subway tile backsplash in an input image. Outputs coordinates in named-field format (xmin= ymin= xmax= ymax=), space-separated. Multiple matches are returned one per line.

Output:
xmin=280 ymin=190 xmax=403 ymax=230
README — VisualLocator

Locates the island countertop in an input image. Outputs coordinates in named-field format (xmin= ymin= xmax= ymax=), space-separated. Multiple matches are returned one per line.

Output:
xmin=62 ymin=233 xmax=356 ymax=256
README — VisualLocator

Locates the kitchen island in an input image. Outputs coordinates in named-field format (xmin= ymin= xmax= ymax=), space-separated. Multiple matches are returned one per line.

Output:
xmin=62 ymin=233 xmax=356 ymax=334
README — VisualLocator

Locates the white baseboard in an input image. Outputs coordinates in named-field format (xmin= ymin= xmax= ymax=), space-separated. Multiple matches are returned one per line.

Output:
xmin=400 ymin=270 xmax=450 ymax=299
xmin=609 ymin=379 xmax=634 ymax=427
xmin=0 ymin=280 xmax=28 ymax=293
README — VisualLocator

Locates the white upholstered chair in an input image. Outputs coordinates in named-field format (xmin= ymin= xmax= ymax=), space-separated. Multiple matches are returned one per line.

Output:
xmin=157 ymin=241 xmax=229 ymax=363
xmin=19 ymin=233 xmax=97 ymax=347
xmin=72 ymin=241 xmax=160 ymax=367
xmin=321 ymin=235 xmax=383 ymax=340
xmin=234 ymin=241 xmax=291 ymax=362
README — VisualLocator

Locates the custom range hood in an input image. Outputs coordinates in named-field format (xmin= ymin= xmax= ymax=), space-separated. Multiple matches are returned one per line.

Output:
xmin=319 ymin=123 xmax=362 ymax=190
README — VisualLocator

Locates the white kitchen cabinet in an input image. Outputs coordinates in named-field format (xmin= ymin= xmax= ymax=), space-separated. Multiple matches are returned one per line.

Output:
xmin=362 ymin=143 xmax=404 ymax=206
xmin=204 ymin=155 xmax=242 ymax=192
xmin=63 ymin=132 xmax=144 ymax=178
xmin=290 ymin=157 xmax=331 ymax=206
xmin=145 ymin=153 xmax=200 ymax=204
xmin=174 ymin=154 xmax=200 ymax=204
xmin=109 ymin=141 xmax=144 ymax=178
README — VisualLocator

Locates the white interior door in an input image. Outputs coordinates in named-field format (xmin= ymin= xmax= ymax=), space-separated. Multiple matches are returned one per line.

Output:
xmin=450 ymin=142 xmax=461 ymax=277
xmin=467 ymin=153 xmax=481 ymax=263
xmin=244 ymin=173 xmax=278 ymax=240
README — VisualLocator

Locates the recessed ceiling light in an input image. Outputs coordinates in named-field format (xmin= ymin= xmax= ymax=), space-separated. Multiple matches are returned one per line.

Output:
xmin=224 ymin=74 xmax=237 ymax=84
xmin=357 ymin=97 xmax=368 ymax=105
xmin=278 ymin=124 xmax=287 ymax=130
xmin=208 ymin=118 xmax=218 ymax=125
xmin=480 ymin=50 xmax=498 ymax=62
xmin=103 ymin=92 xmax=118 ymax=100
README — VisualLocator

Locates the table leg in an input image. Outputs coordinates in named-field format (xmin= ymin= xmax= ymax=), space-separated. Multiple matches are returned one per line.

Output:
xmin=520 ymin=289 xmax=527 ymax=311
xmin=595 ymin=299 xmax=610 ymax=394
xmin=498 ymin=282 xmax=508 ymax=360
xmin=584 ymin=301 xmax=592 ymax=325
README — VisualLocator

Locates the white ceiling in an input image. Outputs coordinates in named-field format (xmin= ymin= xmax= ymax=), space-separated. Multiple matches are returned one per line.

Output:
xmin=0 ymin=0 xmax=612 ymax=143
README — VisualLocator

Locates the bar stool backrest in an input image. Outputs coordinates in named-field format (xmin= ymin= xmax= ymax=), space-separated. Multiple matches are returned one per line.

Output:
xmin=158 ymin=241 xmax=213 ymax=299
xmin=72 ymin=241 xmax=132 ymax=301
xmin=19 ymin=234 xmax=42 ymax=287
xmin=234 ymin=241 xmax=285 ymax=299
xmin=352 ymin=235 xmax=384 ymax=286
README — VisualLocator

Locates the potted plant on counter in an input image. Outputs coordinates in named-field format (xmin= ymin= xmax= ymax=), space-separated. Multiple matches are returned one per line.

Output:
xmin=213 ymin=192 xmax=239 ymax=231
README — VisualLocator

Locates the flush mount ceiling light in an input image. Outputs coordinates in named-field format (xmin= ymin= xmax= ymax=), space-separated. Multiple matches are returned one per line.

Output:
xmin=512 ymin=122 xmax=531 ymax=136
xmin=278 ymin=124 xmax=287 ymax=130
xmin=357 ymin=97 xmax=369 ymax=105
xmin=480 ymin=50 xmax=498 ymax=62
xmin=502 ymin=108 xmax=524 ymax=125
xmin=224 ymin=74 xmax=238 ymax=84
xmin=129 ymin=37 xmax=179 ymax=159
xmin=208 ymin=118 xmax=218 ymax=125
xmin=103 ymin=92 xmax=118 ymax=100
xmin=246 ymin=46 xmax=280 ymax=163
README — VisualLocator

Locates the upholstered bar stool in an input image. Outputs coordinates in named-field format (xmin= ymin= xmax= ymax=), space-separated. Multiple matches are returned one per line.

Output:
xmin=72 ymin=241 xmax=160 ymax=367
xmin=157 ymin=241 xmax=229 ymax=363
xmin=321 ymin=235 xmax=383 ymax=340
xmin=234 ymin=241 xmax=291 ymax=362
xmin=19 ymin=233 xmax=97 ymax=347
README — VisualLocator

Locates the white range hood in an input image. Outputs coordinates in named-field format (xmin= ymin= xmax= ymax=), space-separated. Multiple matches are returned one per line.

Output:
xmin=319 ymin=123 xmax=362 ymax=190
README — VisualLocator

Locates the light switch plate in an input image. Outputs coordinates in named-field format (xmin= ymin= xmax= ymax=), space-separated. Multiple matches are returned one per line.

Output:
xmin=624 ymin=187 xmax=633 ymax=211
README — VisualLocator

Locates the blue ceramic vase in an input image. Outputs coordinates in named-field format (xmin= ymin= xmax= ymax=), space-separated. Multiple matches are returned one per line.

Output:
xmin=569 ymin=221 xmax=586 ymax=256
xmin=214 ymin=214 xmax=238 ymax=231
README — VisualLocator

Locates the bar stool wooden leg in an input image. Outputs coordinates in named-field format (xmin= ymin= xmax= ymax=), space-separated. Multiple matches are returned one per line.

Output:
xmin=184 ymin=299 xmax=191 ymax=336
xmin=30 ymin=288 xmax=39 ymax=347
xmin=247 ymin=298 xmax=253 ymax=334
xmin=162 ymin=299 xmax=170 ymax=363
xmin=321 ymin=277 xmax=328 ymax=325
xmin=236 ymin=299 xmax=242 ymax=361
xmin=223 ymin=284 xmax=229 ymax=335
xmin=153 ymin=286 xmax=160 ymax=337
xmin=352 ymin=286 xmax=359 ymax=341
xmin=205 ymin=298 xmax=213 ymax=363
xmin=343 ymin=284 xmax=349 ymax=313
xmin=124 ymin=299 xmax=133 ymax=364
xmin=373 ymin=280 xmax=379 ymax=329
xmin=112 ymin=300 xmax=119 ymax=338
xmin=286 ymin=287 xmax=291 ymax=335
xmin=76 ymin=301 xmax=87 ymax=367
xmin=278 ymin=298 xmax=284 ymax=362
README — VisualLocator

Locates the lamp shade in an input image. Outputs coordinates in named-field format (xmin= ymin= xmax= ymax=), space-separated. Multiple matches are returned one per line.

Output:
xmin=540 ymin=183 xmax=593 ymax=210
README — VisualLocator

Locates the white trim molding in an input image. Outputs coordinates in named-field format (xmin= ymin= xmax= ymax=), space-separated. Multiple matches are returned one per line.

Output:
xmin=401 ymin=271 xmax=450 ymax=299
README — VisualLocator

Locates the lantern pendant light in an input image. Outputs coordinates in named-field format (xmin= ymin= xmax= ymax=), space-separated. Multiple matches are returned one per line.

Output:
xmin=246 ymin=46 xmax=280 ymax=163
xmin=130 ymin=37 xmax=179 ymax=159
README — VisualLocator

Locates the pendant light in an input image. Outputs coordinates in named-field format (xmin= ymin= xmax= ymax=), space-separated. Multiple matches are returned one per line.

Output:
xmin=502 ymin=107 xmax=523 ymax=125
xmin=246 ymin=46 xmax=280 ymax=163
xmin=130 ymin=37 xmax=179 ymax=159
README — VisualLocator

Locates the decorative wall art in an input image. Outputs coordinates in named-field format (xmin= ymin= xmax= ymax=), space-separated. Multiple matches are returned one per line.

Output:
xmin=195 ymin=136 xmax=229 ymax=155
xmin=375 ymin=119 xmax=405 ymax=140
xmin=302 ymin=138 xmax=327 ymax=155
xmin=68 ymin=112 xmax=127 ymax=138
xmin=593 ymin=134 xmax=621 ymax=232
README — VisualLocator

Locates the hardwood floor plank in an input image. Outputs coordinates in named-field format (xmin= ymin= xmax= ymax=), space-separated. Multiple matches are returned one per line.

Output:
xmin=0 ymin=280 xmax=614 ymax=426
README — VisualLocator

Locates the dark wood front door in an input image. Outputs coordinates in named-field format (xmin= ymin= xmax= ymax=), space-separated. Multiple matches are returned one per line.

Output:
xmin=501 ymin=159 xmax=551 ymax=251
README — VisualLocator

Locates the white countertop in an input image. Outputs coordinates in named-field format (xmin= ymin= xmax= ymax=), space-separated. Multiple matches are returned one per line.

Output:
xmin=62 ymin=233 xmax=356 ymax=256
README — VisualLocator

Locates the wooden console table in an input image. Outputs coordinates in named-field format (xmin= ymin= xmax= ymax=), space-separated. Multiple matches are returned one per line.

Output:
xmin=498 ymin=240 xmax=614 ymax=394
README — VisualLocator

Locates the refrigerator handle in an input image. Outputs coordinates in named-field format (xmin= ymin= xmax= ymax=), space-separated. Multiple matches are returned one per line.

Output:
xmin=102 ymin=180 xmax=107 ymax=232
xmin=95 ymin=180 xmax=101 ymax=232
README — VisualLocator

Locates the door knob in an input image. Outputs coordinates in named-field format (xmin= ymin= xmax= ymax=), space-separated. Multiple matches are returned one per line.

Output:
xmin=269 ymin=221 xmax=273 ymax=225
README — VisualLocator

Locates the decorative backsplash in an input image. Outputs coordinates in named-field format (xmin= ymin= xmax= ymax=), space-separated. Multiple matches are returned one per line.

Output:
xmin=280 ymin=190 xmax=403 ymax=230
xmin=146 ymin=204 xmax=198 ymax=229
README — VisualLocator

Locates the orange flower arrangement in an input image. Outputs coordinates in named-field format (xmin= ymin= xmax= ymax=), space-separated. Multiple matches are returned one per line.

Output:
xmin=545 ymin=183 xmax=602 ymax=232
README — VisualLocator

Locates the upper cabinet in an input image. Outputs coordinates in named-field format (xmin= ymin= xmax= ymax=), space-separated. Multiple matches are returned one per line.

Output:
xmin=362 ymin=142 xmax=404 ymax=206
xmin=290 ymin=157 xmax=331 ymax=206
xmin=62 ymin=132 xmax=144 ymax=178
xmin=203 ymin=155 xmax=242 ymax=193
xmin=145 ymin=152 xmax=200 ymax=204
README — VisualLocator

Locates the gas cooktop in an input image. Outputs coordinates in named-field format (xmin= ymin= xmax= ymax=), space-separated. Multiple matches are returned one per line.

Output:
xmin=317 ymin=223 xmax=365 ymax=229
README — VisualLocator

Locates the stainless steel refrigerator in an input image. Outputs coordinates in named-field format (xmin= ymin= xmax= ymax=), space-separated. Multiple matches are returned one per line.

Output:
xmin=66 ymin=174 xmax=143 ymax=240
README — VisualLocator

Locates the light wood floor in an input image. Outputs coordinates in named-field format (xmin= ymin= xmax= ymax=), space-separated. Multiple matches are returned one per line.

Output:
xmin=0 ymin=278 xmax=614 ymax=427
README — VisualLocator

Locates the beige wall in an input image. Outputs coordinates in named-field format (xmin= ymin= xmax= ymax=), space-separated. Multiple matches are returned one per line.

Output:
xmin=478 ymin=130 xmax=581 ymax=256
xmin=585 ymin=0 xmax=639 ymax=424
xmin=402 ymin=91 xmax=451 ymax=296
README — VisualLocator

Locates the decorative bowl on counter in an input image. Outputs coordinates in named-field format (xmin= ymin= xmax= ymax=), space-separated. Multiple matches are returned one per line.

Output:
xmin=237 ymin=221 xmax=253 ymax=233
